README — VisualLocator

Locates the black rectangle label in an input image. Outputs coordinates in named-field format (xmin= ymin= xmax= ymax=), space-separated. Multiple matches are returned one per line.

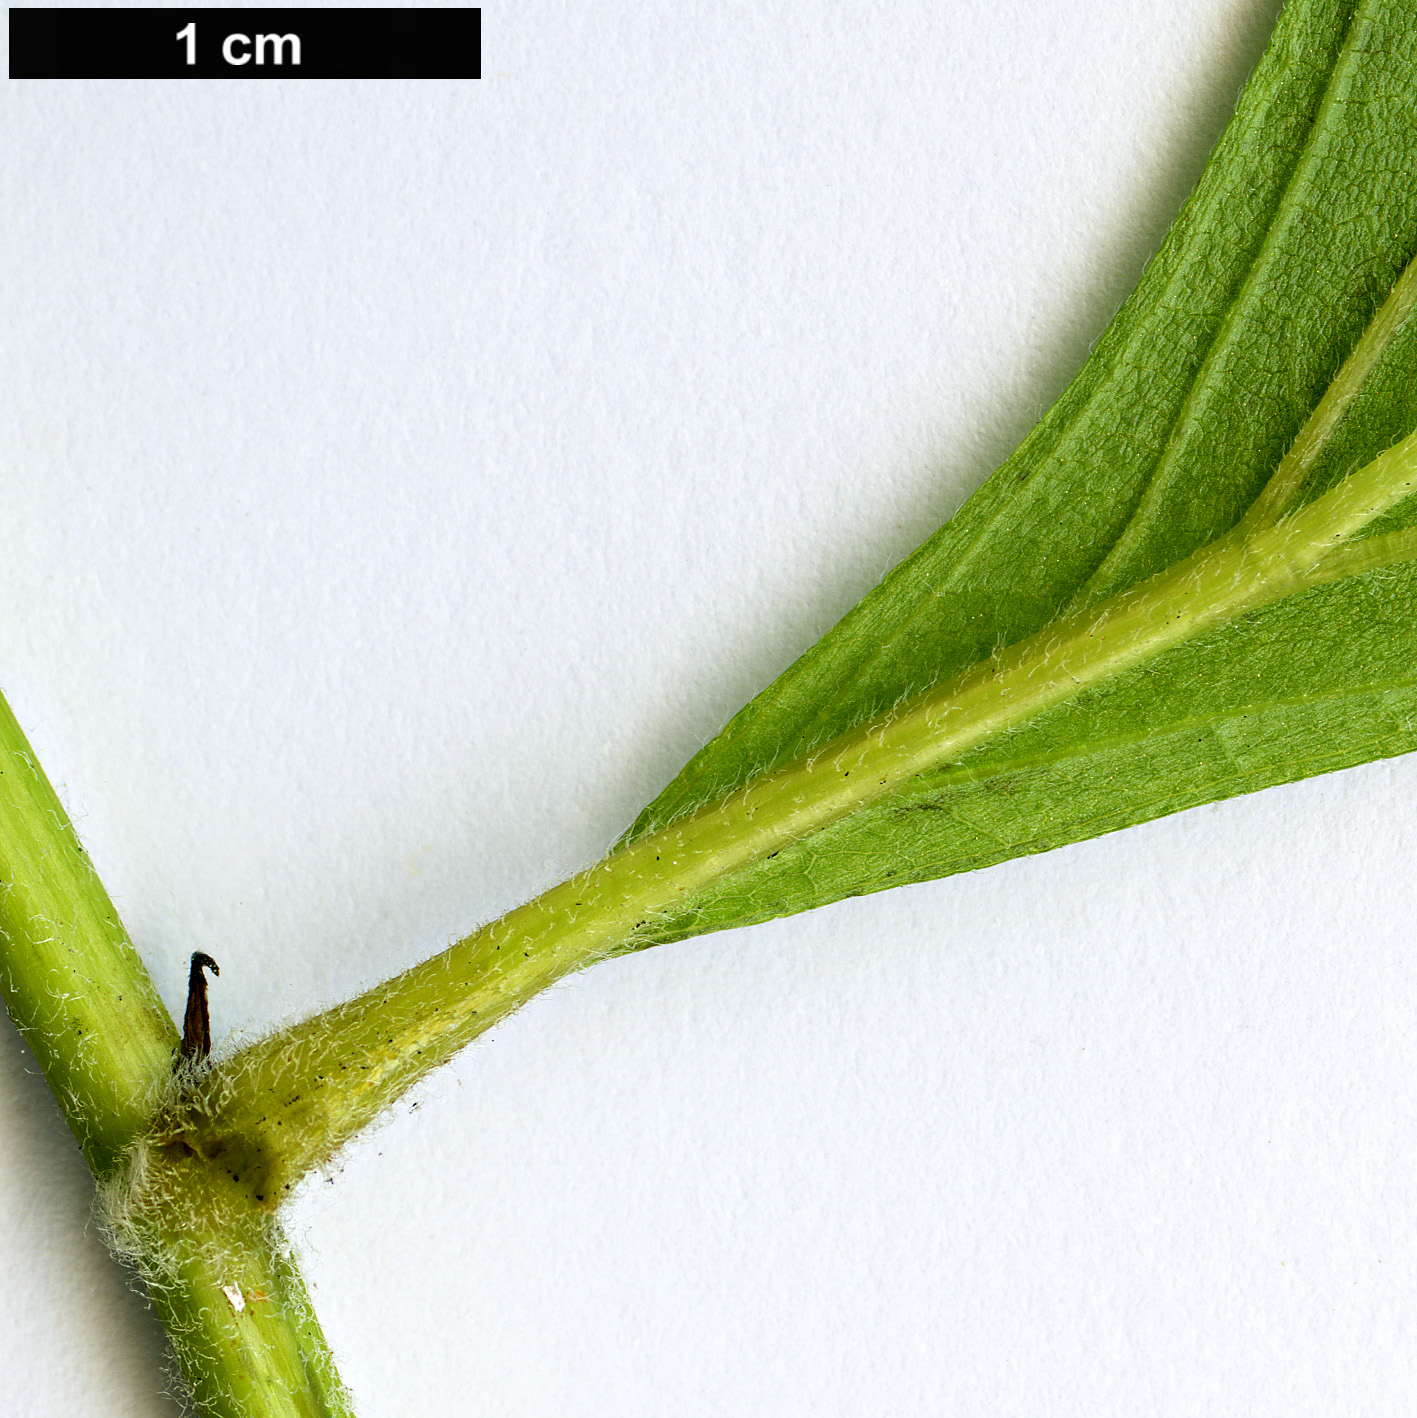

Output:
xmin=9 ymin=7 xmax=480 ymax=78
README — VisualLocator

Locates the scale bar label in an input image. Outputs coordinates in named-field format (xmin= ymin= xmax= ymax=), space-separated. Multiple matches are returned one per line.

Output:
xmin=9 ymin=7 xmax=481 ymax=79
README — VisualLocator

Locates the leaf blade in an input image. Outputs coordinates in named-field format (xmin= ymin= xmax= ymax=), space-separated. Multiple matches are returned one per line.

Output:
xmin=622 ymin=0 xmax=1417 ymax=935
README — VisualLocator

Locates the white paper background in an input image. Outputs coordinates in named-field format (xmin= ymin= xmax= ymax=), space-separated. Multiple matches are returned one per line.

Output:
xmin=8 ymin=1 xmax=1417 ymax=1413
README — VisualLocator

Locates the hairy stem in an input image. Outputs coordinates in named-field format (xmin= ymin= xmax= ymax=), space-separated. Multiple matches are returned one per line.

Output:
xmin=181 ymin=425 xmax=1417 ymax=1204
xmin=0 ymin=695 xmax=350 ymax=1417
xmin=0 ymin=694 xmax=177 ymax=1172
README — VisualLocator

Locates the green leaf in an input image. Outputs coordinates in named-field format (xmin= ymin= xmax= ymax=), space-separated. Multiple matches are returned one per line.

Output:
xmin=623 ymin=0 xmax=1417 ymax=943
xmin=180 ymin=0 xmax=1417 ymax=1206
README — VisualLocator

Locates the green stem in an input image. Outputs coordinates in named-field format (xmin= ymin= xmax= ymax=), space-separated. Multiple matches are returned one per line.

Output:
xmin=0 ymin=694 xmax=351 ymax=1417
xmin=100 ymin=1135 xmax=352 ymax=1418
xmin=0 ymin=694 xmax=176 ymax=1172
xmin=182 ymin=425 xmax=1417 ymax=1206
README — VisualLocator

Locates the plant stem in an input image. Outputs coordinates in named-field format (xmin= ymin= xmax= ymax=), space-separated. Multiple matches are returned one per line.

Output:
xmin=0 ymin=693 xmax=177 ymax=1172
xmin=100 ymin=1136 xmax=352 ymax=1417
xmin=0 ymin=694 xmax=351 ymax=1416
xmin=181 ymin=425 xmax=1417 ymax=1205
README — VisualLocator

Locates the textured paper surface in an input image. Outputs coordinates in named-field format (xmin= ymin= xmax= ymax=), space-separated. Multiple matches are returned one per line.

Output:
xmin=8 ymin=2 xmax=1417 ymax=1413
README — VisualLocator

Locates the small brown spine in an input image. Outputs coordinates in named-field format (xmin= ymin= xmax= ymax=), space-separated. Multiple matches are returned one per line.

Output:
xmin=179 ymin=952 xmax=220 ymax=1062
